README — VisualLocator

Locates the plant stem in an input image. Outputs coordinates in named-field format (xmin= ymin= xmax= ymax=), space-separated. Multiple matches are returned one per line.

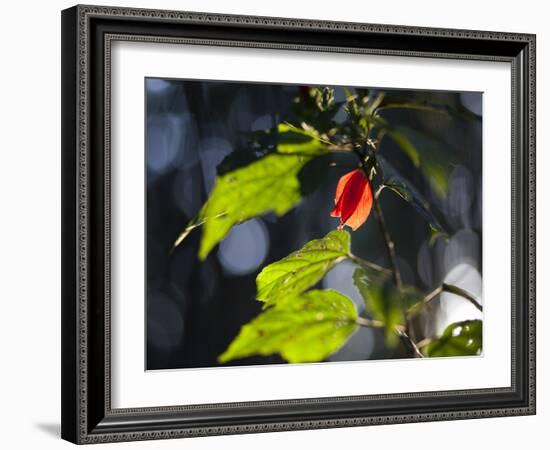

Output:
xmin=356 ymin=317 xmax=386 ymax=328
xmin=442 ymin=283 xmax=483 ymax=312
xmin=374 ymin=184 xmax=385 ymax=200
xmin=415 ymin=338 xmax=431 ymax=349
xmin=372 ymin=194 xmax=402 ymax=289
xmin=328 ymin=145 xmax=354 ymax=153
xmin=348 ymin=254 xmax=392 ymax=275
xmin=357 ymin=136 xmax=417 ymax=356
xmin=329 ymin=162 xmax=360 ymax=169
xmin=396 ymin=328 xmax=424 ymax=358
xmin=172 ymin=212 xmax=227 ymax=250
xmin=407 ymin=283 xmax=483 ymax=320
xmin=423 ymin=286 xmax=443 ymax=305
xmin=357 ymin=318 xmax=424 ymax=358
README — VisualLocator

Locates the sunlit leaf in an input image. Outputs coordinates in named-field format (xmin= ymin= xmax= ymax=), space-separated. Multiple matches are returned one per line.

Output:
xmin=276 ymin=123 xmax=328 ymax=155
xmin=217 ymin=129 xmax=276 ymax=174
xmin=218 ymin=289 xmax=358 ymax=364
xmin=425 ymin=320 xmax=482 ymax=357
xmin=377 ymin=155 xmax=446 ymax=236
xmin=216 ymin=148 xmax=271 ymax=175
xmin=257 ymin=230 xmax=350 ymax=305
xmin=217 ymin=122 xmax=327 ymax=175
xmin=175 ymin=123 xmax=330 ymax=258
xmin=197 ymin=151 xmax=324 ymax=260
xmin=353 ymin=268 xmax=422 ymax=346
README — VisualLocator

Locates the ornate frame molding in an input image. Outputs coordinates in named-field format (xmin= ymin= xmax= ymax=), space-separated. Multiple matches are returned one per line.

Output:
xmin=61 ymin=4 xmax=536 ymax=444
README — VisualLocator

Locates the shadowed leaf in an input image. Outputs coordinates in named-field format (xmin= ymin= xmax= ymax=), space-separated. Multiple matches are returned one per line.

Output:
xmin=376 ymin=95 xmax=481 ymax=121
xmin=218 ymin=289 xmax=358 ymax=364
xmin=353 ymin=268 xmax=422 ymax=347
xmin=377 ymin=155 xmax=446 ymax=237
xmin=384 ymin=126 xmax=457 ymax=197
xmin=366 ymin=114 xmax=456 ymax=197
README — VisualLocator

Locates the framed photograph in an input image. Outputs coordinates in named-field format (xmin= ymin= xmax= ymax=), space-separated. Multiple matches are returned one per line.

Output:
xmin=61 ymin=5 xmax=536 ymax=444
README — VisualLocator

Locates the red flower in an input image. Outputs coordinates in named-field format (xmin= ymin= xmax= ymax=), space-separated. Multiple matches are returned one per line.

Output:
xmin=330 ymin=169 xmax=373 ymax=231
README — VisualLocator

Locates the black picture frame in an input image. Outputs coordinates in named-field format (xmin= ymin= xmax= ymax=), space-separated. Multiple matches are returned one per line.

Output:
xmin=61 ymin=4 xmax=536 ymax=444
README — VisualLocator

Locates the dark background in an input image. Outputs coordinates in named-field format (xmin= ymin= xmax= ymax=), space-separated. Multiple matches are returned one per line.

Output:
xmin=145 ymin=78 xmax=482 ymax=370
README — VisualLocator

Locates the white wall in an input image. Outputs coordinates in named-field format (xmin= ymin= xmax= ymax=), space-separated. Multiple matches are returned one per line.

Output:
xmin=0 ymin=0 xmax=545 ymax=448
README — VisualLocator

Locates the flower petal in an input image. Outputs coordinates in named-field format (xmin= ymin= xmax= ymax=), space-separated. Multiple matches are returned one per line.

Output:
xmin=338 ymin=171 xmax=369 ymax=227
xmin=330 ymin=199 xmax=343 ymax=218
xmin=330 ymin=169 xmax=373 ymax=230
xmin=333 ymin=170 xmax=360 ymax=205
xmin=342 ymin=179 xmax=373 ymax=230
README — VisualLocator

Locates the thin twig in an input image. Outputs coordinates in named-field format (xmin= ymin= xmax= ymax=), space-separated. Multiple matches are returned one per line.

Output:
xmin=396 ymin=328 xmax=424 ymax=358
xmin=423 ymin=286 xmax=443 ymax=306
xmin=328 ymin=144 xmax=354 ymax=153
xmin=348 ymin=254 xmax=392 ymax=275
xmin=172 ymin=212 xmax=227 ymax=250
xmin=415 ymin=338 xmax=431 ymax=349
xmin=371 ymin=194 xmax=402 ymax=288
xmin=329 ymin=163 xmax=360 ymax=170
xmin=357 ymin=318 xmax=423 ymax=358
xmin=442 ymin=283 xmax=483 ymax=312
xmin=374 ymin=184 xmax=385 ymax=200
xmin=407 ymin=283 xmax=482 ymax=320
xmin=356 ymin=317 xmax=386 ymax=328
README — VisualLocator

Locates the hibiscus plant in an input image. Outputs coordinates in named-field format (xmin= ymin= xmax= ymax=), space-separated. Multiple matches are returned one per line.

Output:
xmin=174 ymin=86 xmax=482 ymax=363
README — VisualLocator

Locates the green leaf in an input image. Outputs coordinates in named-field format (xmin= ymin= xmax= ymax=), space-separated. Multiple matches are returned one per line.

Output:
xmin=344 ymin=92 xmax=370 ymax=139
xmin=174 ymin=123 xmax=329 ymax=256
xmin=312 ymin=87 xmax=335 ymax=112
xmin=257 ymin=230 xmax=350 ymax=305
xmin=366 ymin=114 xmax=455 ymax=197
xmin=290 ymin=86 xmax=343 ymax=134
xmin=217 ymin=121 xmax=327 ymax=175
xmin=425 ymin=320 xmax=482 ymax=357
xmin=376 ymin=95 xmax=481 ymax=121
xmin=384 ymin=126 xmax=456 ymax=198
xmin=377 ymin=156 xmax=446 ymax=236
xmin=216 ymin=148 xmax=269 ymax=175
xmin=353 ymin=268 xmax=422 ymax=347
xmin=197 ymin=152 xmax=322 ymax=259
xmin=276 ymin=123 xmax=328 ymax=155
xmin=217 ymin=131 xmax=276 ymax=174
xmin=218 ymin=289 xmax=358 ymax=364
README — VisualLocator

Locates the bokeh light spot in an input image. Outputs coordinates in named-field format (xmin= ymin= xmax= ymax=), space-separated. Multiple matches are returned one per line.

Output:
xmin=218 ymin=219 xmax=269 ymax=276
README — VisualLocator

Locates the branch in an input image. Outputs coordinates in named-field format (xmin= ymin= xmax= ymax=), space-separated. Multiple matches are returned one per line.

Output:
xmin=408 ymin=283 xmax=483 ymax=320
xmin=356 ymin=316 xmax=386 ymax=328
xmin=442 ymin=283 xmax=483 ymax=312
xmin=356 ymin=319 xmax=423 ymax=358
xmin=172 ymin=212 xmax=227 ymax=250
xmin=396 ymin=328 xmax=424 ymax=358
xmin=374 ymin=184 xmax=385 ymax=200
xmin=327 ymin=144 xmax=354 ymax=153
xmin=348 ymin=254 xmax=392 ymax=275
